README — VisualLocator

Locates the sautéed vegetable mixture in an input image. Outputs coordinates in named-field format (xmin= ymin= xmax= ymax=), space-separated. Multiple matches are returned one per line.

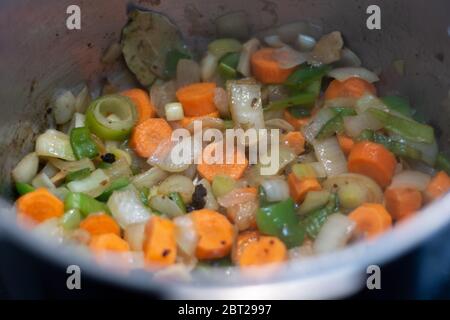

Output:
xmin=11 ymin=10 xmax=450 ymax=272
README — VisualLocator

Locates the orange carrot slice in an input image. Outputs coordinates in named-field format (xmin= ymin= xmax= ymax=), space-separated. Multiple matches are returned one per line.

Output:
xmin=251 ymin=48 xmax=295 ymax=84
xmin=282 ymin=131 xmax=305 ymax=155
xmin=337 ymin=134 xmax=354 ymax=156
xmin=238 ymin=236 xmax=287 ymax=267
xmin=287 ymin=173 xmax=322 ymax=203
xmin=80 ymin=213 xmax=120 ymax=236
xmin=384 ymin=187 xmax=422 ymax=221
xmin=143 ymin=216 xmax=177 ymax=267
xmin=176 ymin=83 xmax=218 ymax=117
xmin=16 ymin=188 xmax=64 ymax=223
xmin=348 ymin=203 xmax=392 ymax=238
xmin=129 ymin=118 xmax=173 ymax=158
xmin=424 ymin=171 xmax=450 ymax=202
xmin=90 ymin=233 xmax=130 ymax=252
xmin=121 ymin=88 xmax=156 ymax=124
xmin=324 ymin=78 xmax=376 ymax=100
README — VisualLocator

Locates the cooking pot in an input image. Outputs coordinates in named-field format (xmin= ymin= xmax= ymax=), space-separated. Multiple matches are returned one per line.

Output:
xmin=0 ymin=0 xmax=449 ymax=299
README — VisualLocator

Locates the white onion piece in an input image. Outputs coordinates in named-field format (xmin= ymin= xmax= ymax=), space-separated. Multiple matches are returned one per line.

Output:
xmin=67 ymin=169 xmax=110 ymax=198
xmin=328 ymin=67 xmax=380 ymax=84
xmin=336 ymin=48 xmax=362 ymax=67
xmin=215 ymin=11 xmax=249 ymax=40
xmin=74 ymin=86 xmax=91 ymax=113
xmin=132 ymin=167 xmax=168 ymax=189
xmin=165 ymin=102 xmax=184 ymax=121
xmin=12 ymin=152 xmax=39 ymax=183
xmin=324 ymin=97 xmax=357 ymax=108
xmin=343 ymin=112 xmax=383 ymax=138
xmin=302 ymin=108 xmax=335 ymax=143
xmin=261 ymin=178 xmax=290 ymax=202
xmin=264 ymin=35 xmax=285 ymax=48
xmin=199 ymin=179 xmax=219 ymax=211
xmin=124 ymin=222 xmax=146 ymax=251
xmin=174 ymin=215 xmax=199 ymax=257
xmin=296 ymin=34 xmax=316 ymax=52
xmin=149 ymin=194 xmax=185 ymax=217
xmin=218 ymin=188 xmax=257 ymax=208
xmin=66 ymin=112 xmax=86 ymax=133
xmin=323 ymin=173 xmax=383 ymax=203
xmin=103 ymin=157 xmax=132 ymax=180
xmin=158 ymin=174 xmax=195 ymax=204
xmin=309 ymin=162 xmax=328 ymax=178
xmin=214 ymin=87 xmax=230 ymax=118
xmin=200 ymin=53 xmax=218 ymax=81
xmin=313 ymin=136 xmax=347 ymax=177
xmin=237 ymin=38 xmax=260 ymax=77
xmin=185 ymin=117 xmax=225 ymax=133
xmin=49 ymin=158 xmax=95 ymax=172
xmin=402 ymin=138 xmax=438 ymax=166
xmin=107 ymin=187 xmax=151 ymax=228
xmin=176 ymin=59 xmax=201 ymax=89
xmin=32 ymin=172 xmax=55 ymax=189
xmin=277 ymin=21 xmax=323 ymax=44
xmin=265 ymin=118 xmax=294 ymax=132
xmin=32 ymin=218 xmax=65 ymax=244
xmin=390 ymin=170 xmax=431 ymax=191
xmin=272 ymin=46 xmax=309 ymax=69
xmin=53 ymin=90 xmax=76 ymax=125
xmin=355 ymin=95 xmax=388 ymax=113
xmin=35 ymin=129 xmax=75 ymax=161
xmin=148 ymin=139 xmax=191 ymax=173
xmin=150 ymin=81 xmax=177 ymax=118
xmin=313 ymin=213 xmax=355 ymax=254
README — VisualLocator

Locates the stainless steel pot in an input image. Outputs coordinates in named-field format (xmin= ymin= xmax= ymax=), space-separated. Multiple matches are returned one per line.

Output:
xmin=0 ymin=0 xmax=449 ymax=299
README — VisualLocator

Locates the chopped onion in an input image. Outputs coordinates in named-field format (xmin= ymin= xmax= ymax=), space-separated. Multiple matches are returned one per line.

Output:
xmin=32 ymin=218 xmax=65 ymax=244
xmin=53 ymin=90 xmax=76 ymax=125
xmin=272 ymin=46 xmax=309 ymax=69
xmin=67 ymin=169 xmax=110 ymax=198
xmin=35 ymin=129 xmax=75 ymax=161
xmin=124 ymin=222 xmax=146 ymax=251
xmin=148 ymin=138 xmax=193 ymax=173
xmin=185 ymin=117 xmax=225 ymax=133
xmin=66 ymin=112 xmax=86 ymax=133
xmin=51 ymin=186 xmax=69 ymax=200
xmin=277 ymin=21 xmax=323 ymax=44
xmin=298 ymin=190 xmax=331 ymax=215
xmin=335 ymin=48 xmax=362 ymax=67
xmin=343 ymin=112 xmax=383 ymax=138
xmin=214 ymin=87 xmax=230 ymax=118
xmin=237 ymin=38 xmax=260 ymax=77
xmin=228 ymin=199 xmax=258 ymax=231
xmin=313 ymin=213 xmax=355 ymax=254
xmin=32 ymin=172 xmax=55 ymax=189
xmin=313 ymin=136 xmax=347 ymax=176
xmin=302 ymin=108 xmax=336 ymax=143
xmin=49 ymin=158 xmax=95 ymax=173
xmin=215 ymin=11 xmax=249 ymax=40
xmin=103 ymin=157 xmax=132 ymax=180
xmin=261 ymin=178 xmax=290 ymax=202
xmin=227 ymin=80 xmax=265 ymax=130
xmin=176 ymin=59 xmax=200 ymax=89
xmin=165 ymin=102 xmax=184 ymax=121
xmin=323 ymin=173 xmax=383 ymax=204
xmin=158 ymin=174 xmax=195 ymax=204
xmin=74 ymin=85 xmax=91 ymax=113
xmin=107 ymin=187 xmax=152 ymax=228
xmin=218 ymin=187 xmax=258 ymax=208
xmin=200 ymin=53 xmax=219 ymax=82
xmin=150 ymin=81 xmax=177 ymax=118
xmin=12 ymin=152 xmax=39 ymax=183
xmin=324 ymin=97 xmax=357 ymax=109
xmin=265 ymin=118 xmax=294 ymax=132
xmin=401 ymin=138 xmax=438 ymax=166
xmin=132 ymin=166 xmax=168 ymax=189
xmin=296 ymin=34 xmax=316 ymax=52
xmin=390 ymin=170 xmax=431 ymax=191
xmin=264 ymin=35 xmax=285 ymax=48
xmin=174 ymin=215 xmax=199 ymax=257
xmin=149 ymin=194 xmax=184 ymax=217
xmin=198 ymin=179 xmax=219 ymax=211
xmin=328 ymin=67 xmax=379 ymax=83
xmin=355 ymin=94 xmax=388 ymax=114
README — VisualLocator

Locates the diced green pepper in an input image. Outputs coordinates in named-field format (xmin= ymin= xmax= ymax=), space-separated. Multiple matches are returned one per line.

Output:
xmin=165 ymin=49 xmax=191 ymax=78
xmin=96 ymin=177 xmax=130 ymax=202
xmin=299 ymin=193 xmax=339 ymax=239
xmin=266 ymin=92 xmax=317 ymax=111
xmin=368 ymin=108 xmax=435 ymax=144
xmin=70 ymin=127 xmax=99 ymax=160
xmin=436 ymin=153 xmax=450 ymax=175
xmin=168 ymin=192 xmax=186 ymax=213
xmin=218 ymin=52 xmax=240 ymax=80
xmin=285 ymin=64 xmax=331 ymax=90
xmin=64 ymin=192 xmax=109 ymax=217
xmin=382 ymin=96 xmax=414 ymax=118
xmin=65 ymin=168 xmax=92 ymax=183
xmin=286 ymin=106 xmax=311 ymax=118
xmin=15 ymin=182 xmax=35 ymax=196
xmin=256 ymin=198 xmax=305 ymax=248
xmin=316 ymin=114 xmax=344 ymax=140
xmin=60 ymin=209 xmax=82 ymax=230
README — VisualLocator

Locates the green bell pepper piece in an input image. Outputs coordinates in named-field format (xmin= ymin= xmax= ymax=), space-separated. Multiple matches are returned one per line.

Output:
xmin=266 ymin=92 xmax=317 ymax=111
xmin=64 ymin=192 xmax=109 ymax=217
xmin=65 ymin=168 xmax=92 ymax=183
xmin=15 ymin=182 xmax=35 ymax=196
xmin=60 ymin=209 xmax=82 ymax=230
xmin=368 ymin=108 xmax=435 ymax=144
xmin=218 ymin=52 xmax=240 ymax=80
xmin=256 ymin=198 xmax=305 ymax=248
xmin=382 ymin=96 xmax=414 ymax=118
xmin=286 ymin=106 xmax=311 ymax=118
xmin=315 ymin=107 xmax=356 ymax=140
xmin=285 ymin=64 xmax=331 ymax=90
xmin=165 ymin=49 xmax=191 ymax=78
xmin=70 ymin=127 xmax=99 ymax=160
xmin=168 ymin=192 xmax=186 ymax=213
xmin=96 ymin=177 xmax=130 ymax=202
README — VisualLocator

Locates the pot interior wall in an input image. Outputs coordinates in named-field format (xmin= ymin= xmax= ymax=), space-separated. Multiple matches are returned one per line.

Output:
xmin=0 ymin=0 xmax=449 ymax=199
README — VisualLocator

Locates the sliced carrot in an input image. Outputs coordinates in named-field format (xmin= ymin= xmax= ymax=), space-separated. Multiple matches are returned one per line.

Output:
xmin=16 ymin=188 xmax=64 ymax=223
xmin=287 ymin=173 xmax=321 ymax=203
xmin=121 ymin=88 xmax=156 ymax=124
xmin=191 ymin=209 xmax=234 ymax=260
xmin=238 ymin=236 xmax=287 ymax=267
xmin=348 ymin=203 xmax=392 ymax=238
xmin=89 ymin=233 xmax=130 ymax=252
xmin=197 ymin=142 xmax=248 ymax=182
xmin=143 ymin=216 xmax=177 ymax=267
xmin=176 ymin=111 xmax=220 ymax=128
xmin=129 ymin=118 xmax=173 ymax=158
xmin=424 ymin=171 xmax=450 ymax=202
xmin=283 ymin=110 xmax=310 ymax=130
xmin=251 ymin=48 xmax=295 ymax=84
xmin=384 ymin=188 xmax=422 ymax=221
xmin=348 ymin=141 xmax=397 ymax=188
xmin=282 ymin=131 xmax=305 ymax=155
xmin=337 ymin=134 xmax=354 ymax=156
xmin=232 ymin=231 xmax=260 ymax=263
xmin=324 ymin=78 xmax=377 ymax=100
xmin=176 ymin=82 xmax=218 ymax=117
xmin=79 ymin=213 xmax=120 ymax=236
